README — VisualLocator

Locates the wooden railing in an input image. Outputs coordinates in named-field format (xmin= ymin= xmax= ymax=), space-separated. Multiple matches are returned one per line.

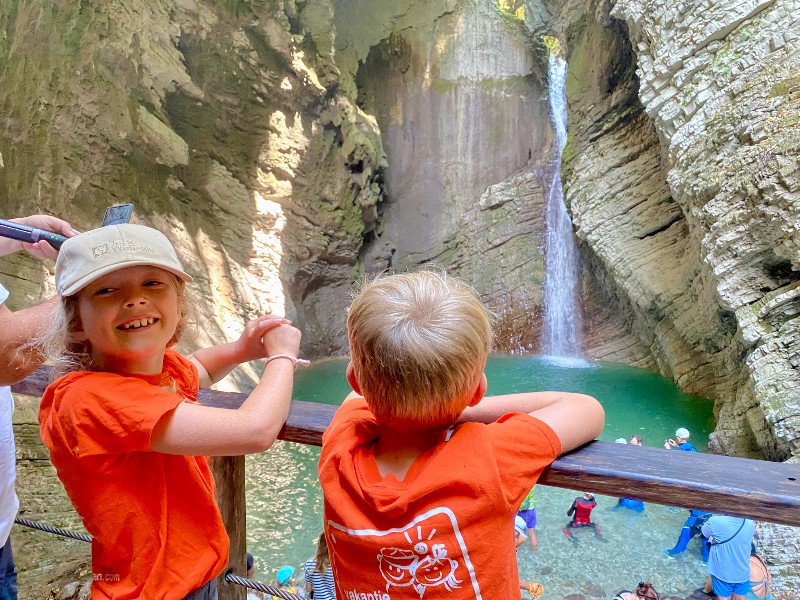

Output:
xmin=12 ymin=366 xmax=800 ymax=600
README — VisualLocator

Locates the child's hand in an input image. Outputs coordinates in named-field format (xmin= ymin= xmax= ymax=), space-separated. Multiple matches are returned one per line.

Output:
xmin=234 ymin=315 xmax=292 ymax=363
xmin=262 ymin=322 xmax=302 ymax=359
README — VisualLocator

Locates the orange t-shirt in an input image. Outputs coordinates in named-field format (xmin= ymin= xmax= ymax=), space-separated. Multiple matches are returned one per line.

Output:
xmin=318 ymin=399 xmax=561 ymax=600
xmin=38 ymin=349 xmax=229 ymax=600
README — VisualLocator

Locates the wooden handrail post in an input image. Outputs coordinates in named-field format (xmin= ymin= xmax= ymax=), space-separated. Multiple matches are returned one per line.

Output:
xmin=212 ymin=455 xmax=246 ymax=600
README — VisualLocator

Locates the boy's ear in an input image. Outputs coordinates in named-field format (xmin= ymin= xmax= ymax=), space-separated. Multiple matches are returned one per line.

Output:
xmin=345 ymin=361 xmax=362 ymax=395
xmin=468 ymin=373 xmax=488 ymax=407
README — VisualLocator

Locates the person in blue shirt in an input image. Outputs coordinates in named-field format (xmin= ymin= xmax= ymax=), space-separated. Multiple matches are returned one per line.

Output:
xmin=662 ymin=509 xmax=711 ymax=560
xmin=701 ymin=515 xmax=755 ymax=600
xmin=664 ymin=427 xmax=697 ymax=452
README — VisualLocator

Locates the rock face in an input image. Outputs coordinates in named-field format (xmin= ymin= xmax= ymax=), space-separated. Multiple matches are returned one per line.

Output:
xmin=0 ymin=0 xmax=385 ymax=363
xmin=544 ymin=0 xmax=800 ymax=460
xmin=351 ymin=0 xmax=556 ymax=352
xmin=2 ymin=0 xmax=799 ymax=595
xmin=539 ymin=0 xmax=800 ymax=589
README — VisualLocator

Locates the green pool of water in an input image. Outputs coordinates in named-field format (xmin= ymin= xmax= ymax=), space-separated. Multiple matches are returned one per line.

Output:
xmin=245 ymin=355 xmax=715 ymax=598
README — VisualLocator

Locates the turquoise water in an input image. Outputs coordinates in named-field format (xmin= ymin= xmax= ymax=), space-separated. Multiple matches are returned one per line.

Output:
xmin=245 ymin=355 xmax=715 ymax=598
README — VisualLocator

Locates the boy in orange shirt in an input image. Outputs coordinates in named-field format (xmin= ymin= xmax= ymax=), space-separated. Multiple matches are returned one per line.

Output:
xmin=318 ymin=271 xmax=604 ymax=599
xmin=37 ymin=224 xmax=304 ymax=600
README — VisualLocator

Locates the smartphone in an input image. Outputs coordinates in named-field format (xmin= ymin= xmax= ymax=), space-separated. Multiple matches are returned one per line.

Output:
xmin=102 ymin=204 xmax=134 ymax=226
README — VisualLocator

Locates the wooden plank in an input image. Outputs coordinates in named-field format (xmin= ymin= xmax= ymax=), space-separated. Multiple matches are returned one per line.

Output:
xmin=13 ymin=366 xmax=800 ymax=527
xmin=537 ymin=442 xmax=800 ymax=527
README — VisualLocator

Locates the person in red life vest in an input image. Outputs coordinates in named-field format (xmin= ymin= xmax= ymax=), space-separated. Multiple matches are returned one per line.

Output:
xmin=563 ymin=492 xmax=602 ymax=540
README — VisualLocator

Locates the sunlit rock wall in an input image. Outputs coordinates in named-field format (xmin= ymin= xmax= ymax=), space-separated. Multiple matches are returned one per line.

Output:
xmin=0 ymin=0 xmax=384 ymax=362
xmin=611 ymin=0 xmax=800 ymax=464
xmin=0 ymin=0 xmax=382 ymax=595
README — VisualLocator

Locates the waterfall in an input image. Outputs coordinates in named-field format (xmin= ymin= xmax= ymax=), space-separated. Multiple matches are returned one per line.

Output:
xmin=541 ymin=54 xmax=582 ymax=357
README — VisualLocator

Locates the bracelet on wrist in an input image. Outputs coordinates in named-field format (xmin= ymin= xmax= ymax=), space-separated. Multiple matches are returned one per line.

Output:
xmin=264 ymin=353 xmax=310 ymax=369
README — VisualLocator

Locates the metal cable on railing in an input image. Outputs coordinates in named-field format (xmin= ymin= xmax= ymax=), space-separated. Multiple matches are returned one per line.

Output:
xmin=14 ymin=517 xmax=92 ymax=543
xmin=14 ymin=517 xmax=307 ymax=599
xmin=224 ymin=572 xmax=306 ymax=600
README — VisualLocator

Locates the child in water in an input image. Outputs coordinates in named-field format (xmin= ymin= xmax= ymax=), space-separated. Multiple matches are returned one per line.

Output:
xmin=271 ymin=566 xmax=299 ymax=599
xmin=564 ymin=492 xmax=603 ymax=540
xmin=318 ymin=270 xmax=605 ymax=599
xmin=37 ymin=224 xmax=303 ymax=599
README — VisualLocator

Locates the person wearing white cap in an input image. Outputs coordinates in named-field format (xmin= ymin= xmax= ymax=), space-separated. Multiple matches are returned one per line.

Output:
xmin=663 ymin=427 xmax=697 ymax=452
xmin=36 ymin=224 xmax=306 ymax=600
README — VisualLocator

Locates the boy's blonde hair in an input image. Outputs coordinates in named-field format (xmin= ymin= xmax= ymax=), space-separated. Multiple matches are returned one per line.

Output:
xmin=38 ymin=276 xmax=189 ymax=373
xmin=347 ymin=270 xmax=492 ymax=430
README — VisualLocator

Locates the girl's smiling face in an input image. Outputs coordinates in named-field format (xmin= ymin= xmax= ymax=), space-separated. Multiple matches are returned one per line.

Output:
xmin=74 ymin=265 xmax=181 ymax=375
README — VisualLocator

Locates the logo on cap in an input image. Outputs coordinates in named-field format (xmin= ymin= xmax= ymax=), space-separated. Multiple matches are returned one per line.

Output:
xmin=91 ymin=240 xmax=156 ymax=259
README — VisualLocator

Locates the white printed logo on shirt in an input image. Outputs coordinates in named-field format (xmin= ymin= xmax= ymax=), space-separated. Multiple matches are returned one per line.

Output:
xmin=328 ymin=507 xmax=483 ymax=599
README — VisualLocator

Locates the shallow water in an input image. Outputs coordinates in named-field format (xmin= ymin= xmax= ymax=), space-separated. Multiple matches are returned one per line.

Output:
xmin=245 ymin=356 xmax=715 ymax=598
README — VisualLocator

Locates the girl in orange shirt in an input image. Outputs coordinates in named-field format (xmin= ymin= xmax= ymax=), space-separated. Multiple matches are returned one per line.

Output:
xmin=37 ymin=224 xmax=304 ymax=600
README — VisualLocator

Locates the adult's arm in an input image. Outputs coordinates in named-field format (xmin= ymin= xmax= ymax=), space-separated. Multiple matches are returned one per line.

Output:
xmin=0 ymin=296 xmax=58 ymax=385
xmin=701 ymin=521 xmax=713 ymax=541
xmin=0 ymin=214 xmax=77 ymax=384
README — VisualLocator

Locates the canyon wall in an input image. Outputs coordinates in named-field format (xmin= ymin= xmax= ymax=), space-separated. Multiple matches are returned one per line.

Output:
xmin=538 ymin=0 xmax=800 ymax=589
xmin=540 ymin=0 xmax=800 ymax=467
xmin=1 ymin=0 xmax=798 ymax=595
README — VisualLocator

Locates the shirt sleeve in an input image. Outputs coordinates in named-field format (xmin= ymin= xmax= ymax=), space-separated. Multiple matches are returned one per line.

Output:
xmin=701 ymin=520 xmax=713 ymax=540
xmin=486 ymin=413 xmax=562 ymax=507
xmin=321 ymin=396 xmax=374 ymax=446
xmin=51 ymin=373 xmax=185 ymax=457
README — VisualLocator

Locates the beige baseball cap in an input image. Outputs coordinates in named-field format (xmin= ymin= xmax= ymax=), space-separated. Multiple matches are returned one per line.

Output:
xmin=56 ymin=224 xmax=193 ymax=296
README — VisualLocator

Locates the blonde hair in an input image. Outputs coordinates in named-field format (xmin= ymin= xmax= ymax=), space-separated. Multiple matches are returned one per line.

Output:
xmin=347 ymin=270 xmax=492 ymax=431
xmin=313 ymin=532 xmax=330 ymax=574
xmin=37 ymin=275 xmax=190 ymax=373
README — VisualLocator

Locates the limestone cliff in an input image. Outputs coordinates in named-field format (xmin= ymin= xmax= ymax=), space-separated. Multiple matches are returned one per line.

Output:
xmin=538 ymin=0 xmax=800 ymax=588
xmin=2 ymin=0 xmax=800 ymax=595
xmin=0 ymin=0 xmax=385 ymax=363
xmin=540 ymin=0 xmax=800 ymax=461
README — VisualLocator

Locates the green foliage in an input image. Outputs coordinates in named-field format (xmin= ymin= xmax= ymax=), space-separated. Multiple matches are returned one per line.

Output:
xmin=497 ymin=0 xmax=524 ymax=20
xmin=542 ymin=36 xmax=561 ymax=56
